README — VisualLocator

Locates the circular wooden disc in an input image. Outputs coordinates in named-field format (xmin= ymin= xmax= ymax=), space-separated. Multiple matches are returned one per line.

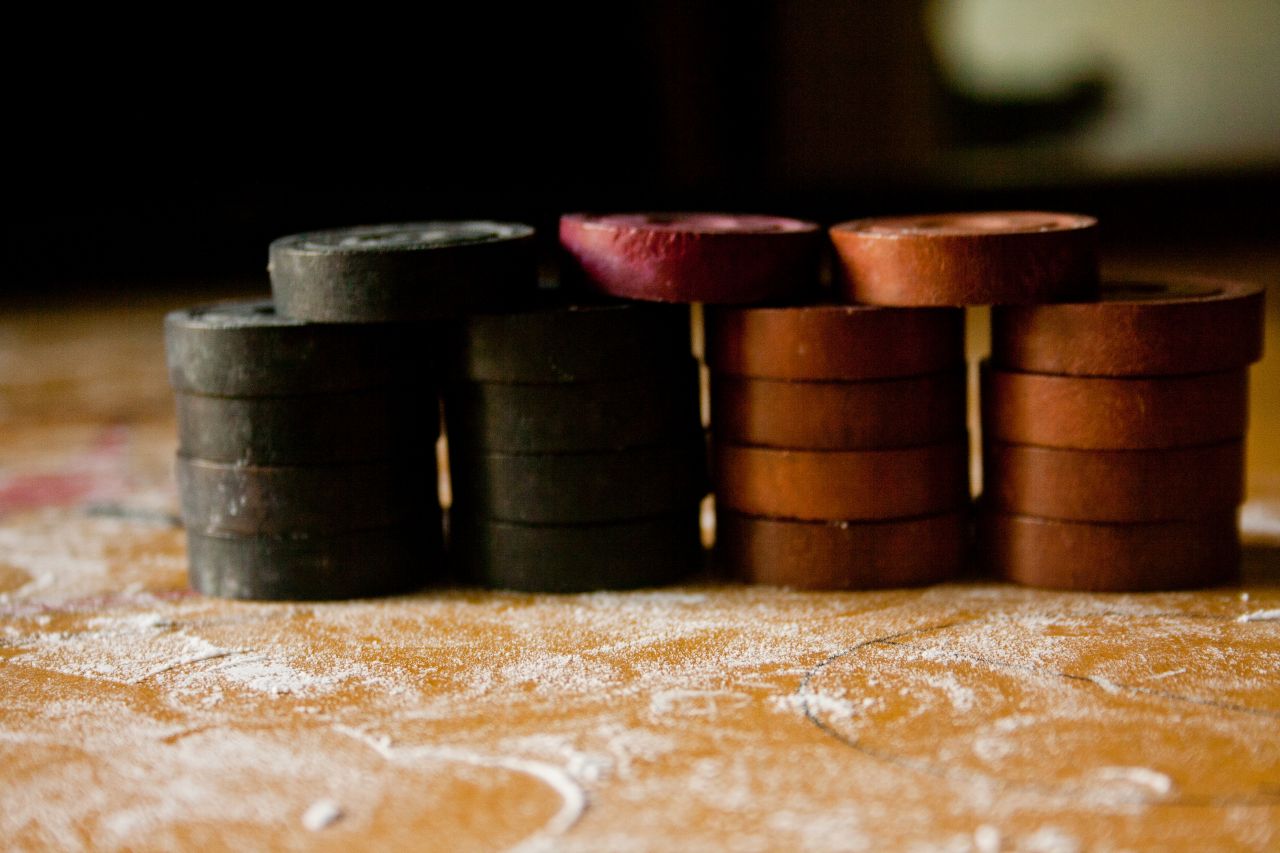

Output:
xmin=705 ymin=303 xmax=963 ymax=380
xmin=983 ymin=440 xmax=1244 ymax=522
xmin=176 ymin=390 xmax=435 ymax=465
xmin=445 ymin=362 xmax=700 ymax=453
xmin=713 ymin=438 xmax=969 ymax=521
xmin=829 ymin=211 xmax=1099 ymax=306
xmin=982 ymin=366 xmax=1248 ymax=449
xmin=449 ymin=440 xmax=709 ymax=524
xmin=177 ymin=457 xmax=435 ymax=536
xmin=993 ymin=278 xmax=1266 ymax=376
xmin=717 ymin=510 xmax=966 ymax=589
xmin=165 ymin=301 xmax=417 ymax=396
xmin=269 ymin=221 xmax=538 ymax=322
xmin=448 ymin=511 xmax=702 ymax=592
xmin=448 ymin=303 xmax=690 ymax=383
xmin=982 ymin=511 xmax=1240 ymax=591
xmin=711 ymin=371 xmax=966 ymax=450
xmin=186 ymin=526 xmax=435 ymax=601
xmin=559 ymin=212 xmax=821 ymax=304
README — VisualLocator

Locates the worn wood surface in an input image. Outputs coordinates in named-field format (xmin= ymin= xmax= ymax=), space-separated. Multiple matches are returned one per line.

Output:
xmin=1 ymin=267 xmax=1277 ymax=851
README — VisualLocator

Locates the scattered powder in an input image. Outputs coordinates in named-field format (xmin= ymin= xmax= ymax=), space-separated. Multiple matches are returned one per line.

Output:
xmin=1237 ymin=608 xmax=1280 ymax=623
xmin=301 ymin=799 xmax=343 ymax=831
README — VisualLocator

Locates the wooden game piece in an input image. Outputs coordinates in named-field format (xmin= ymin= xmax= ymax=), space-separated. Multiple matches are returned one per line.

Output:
xmin=449 ymin=512 xmax=702 ymax=592
xmin=982 ymin=366 xmax=1248 ymax=450
xmin=175 ymin=389 xmax=433 ymax=465
xmin=982 ymin=511 xmax=1240 ymax=591
xmin=993 ymin=278 xmax=1266 ymax=376
xmin=716 ymin=509 xmax=966 ymax=589
xmin=269 ymin=221 xmax=537 ymax=322
xmin=705 ymin=303 xmax=963 ymax=380
xmin=448 ymin=303 xmax=691 ymax=383
xmin=448 ymin=440 xmax=708 ymax=524
xmin=711 ymin=370 xmax=965 ymax=450
xmin=713 ymin=438 xmax=969 ymax=521
xmin=165 ymin=301 xmax=414 ymax=396
xmin=983 ymin=440 xmax=1244 ymax=522
xmin=186 ymin=527 xmax=431 ymax=600
xmin=444 ymin=362 xmax=700 ymax=453
xmin=559 ymin=212 xmax=821 ymax=303
xmin=176 ymin=457 xmax=431 ymax=536
xmin=829 ymin=211 xmax=1098 ymax=305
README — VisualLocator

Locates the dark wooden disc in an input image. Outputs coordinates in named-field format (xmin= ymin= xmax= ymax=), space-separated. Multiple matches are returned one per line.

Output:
xmin=177 ymin=457 xmax=436 ymax=536
xmin=448 ymin=511 xmax=703 ymax=592
xmin=559 ymin=212 xmax=821 ymax=304
xmin=447 ymin=302 xmax=690 ymax=383
xmin=983 ymin=440 xmax=1244 ymax=522
xmin=448 ymin=440 xmax=709 ymax=524
xmin=982 ymin=366 xmax=1248 ymax=449
xmin=992 ymin=278 xmax=1266 ymax=376
xmin=713 ymin=438 xmax=970 ymax=521
xmin=982 ymin=511 xmax=1240 ymax=591
xmin=711 ymin=370 xmax=965 ymax=450
xmin=186 ymin=526 xmax=436 ymax=601
xmin=829 ymin=211 xmax=1099 ymax=306
xmin=705 ymin=303 xmax=963 ymax=380
xmin=176 ymin=390 xmax=436 ymax=465
xmin=269 ymin=221 xmax=537 ymax=322
xmin=165 ymin=301 xmax=419 ymax=396
xmin=716 ymin=510 xmax=966 ymax=589
xmin=445 ymin=362 xmax=700 ymax=453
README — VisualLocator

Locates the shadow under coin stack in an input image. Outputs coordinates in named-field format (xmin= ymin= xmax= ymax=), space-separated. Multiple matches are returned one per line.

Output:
xmin=444 ymin=304 xmax=706 ymax=591
xmin=165 ymin=302 xmax=434 ymax=599
xmin=983 ymin=279 xmax=1266 ymax=590
xmin=707 ymin=306 xmax=969 ymax=588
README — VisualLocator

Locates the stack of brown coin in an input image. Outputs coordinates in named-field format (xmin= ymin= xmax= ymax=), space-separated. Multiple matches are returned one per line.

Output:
xmin=982 ymin=279 xmax=1266 ymax=590
xmin=443 ymin=302 xmax=707 ymax=592
xmin=164 ymin=301 xmax=439 ymax=600
xmin=706 ymin=305 xmax=970 ymax=588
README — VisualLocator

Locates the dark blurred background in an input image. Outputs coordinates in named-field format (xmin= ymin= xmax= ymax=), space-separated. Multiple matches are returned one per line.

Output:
xmin=8 ymin=0 xmax=1280 ymax=292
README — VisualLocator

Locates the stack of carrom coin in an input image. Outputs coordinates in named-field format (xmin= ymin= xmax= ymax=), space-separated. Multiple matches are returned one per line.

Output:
xmin=165 ymin=301 xmax=438 ymax=600
xmin=982 ymin=279 xmax=1266 ymax=590
xmin=706 ymin=305 xmax=970 ymax=588
xmin=444 ymin=302 xmax=707 ymax=591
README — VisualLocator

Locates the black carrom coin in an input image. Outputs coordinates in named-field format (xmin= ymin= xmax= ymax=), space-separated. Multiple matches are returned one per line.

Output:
xmin=269 ymin=221 xmax=538 ymax=322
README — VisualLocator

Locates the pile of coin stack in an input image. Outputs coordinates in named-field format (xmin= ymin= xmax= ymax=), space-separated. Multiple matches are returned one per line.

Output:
xmin=705 ymin=305 xmax=969 ymax=588
xmin=982 ymin=279 xmax=1265 ymax=590
xmin=166 ymin=222 xmax=538 ymax=599
xmin=165 ymin=302 xmax=434 ymax=599
xmin=443 ymin=303 xmax=706 ymax=591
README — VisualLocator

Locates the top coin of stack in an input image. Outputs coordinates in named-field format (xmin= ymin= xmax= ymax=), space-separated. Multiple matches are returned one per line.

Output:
xmin=982 ymin=278 xmax=1266 ymax=590
xmin=560 ymin=212 xmax=822 ymax=303
xmin=829 ymin=211 xmax=1099 ymax=305
xmin=269 ymin=221 xmax=538 ymax=322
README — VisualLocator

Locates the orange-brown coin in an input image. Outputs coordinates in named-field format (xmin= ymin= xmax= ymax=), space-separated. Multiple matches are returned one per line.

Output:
xmin=829 ymin=211 xmax=1098 ymax=306
xmin=705 ymin=304 xmax=963 ymax=380
xmin=982 ymin=511 xmax=1240 ymax=591
xmin=981 ymin=366 xmax=1248 ymax=450
xmin=713 ymin=438 xmax=969 ymax=521
xmin=992 ymin=278 xmax=1265 ymax=376
xmin=711 ymin=370 xmax=966 ymax=450
xmin=983 ymin=440 xmax=1244 ymax=522
xmin=717 ymin=509 xmax=966 ymax=589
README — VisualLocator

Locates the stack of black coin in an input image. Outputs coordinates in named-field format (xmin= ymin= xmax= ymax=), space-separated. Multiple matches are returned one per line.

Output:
xmin=443 ymin=303 xmax=708 ymax=591
xmin=165 ymin=301 xmax=437 ymax=599
xmin=167 ymin=221 xmax=540 ymax=600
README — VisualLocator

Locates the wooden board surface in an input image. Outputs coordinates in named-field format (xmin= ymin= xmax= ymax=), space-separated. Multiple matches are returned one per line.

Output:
xmin=1 ymin=272 xmax=1278 ymax=852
